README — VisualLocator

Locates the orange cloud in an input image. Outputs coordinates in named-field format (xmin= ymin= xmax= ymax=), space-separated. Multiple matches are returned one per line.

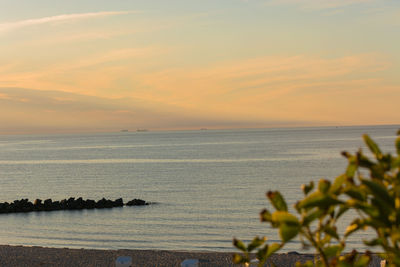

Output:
xmin=0 ymin=52 xmax=397 ymax=133
xmin=134 ymin=54 xmax=389 ymax=116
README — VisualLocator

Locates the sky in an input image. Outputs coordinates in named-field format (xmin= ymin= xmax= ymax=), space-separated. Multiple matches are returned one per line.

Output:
xmin=0 ymin=0 xmax=399 ymax=134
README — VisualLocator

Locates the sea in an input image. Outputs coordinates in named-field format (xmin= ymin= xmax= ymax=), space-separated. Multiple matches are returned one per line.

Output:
xmin=0 ymin=125 xmax=398 ymax=252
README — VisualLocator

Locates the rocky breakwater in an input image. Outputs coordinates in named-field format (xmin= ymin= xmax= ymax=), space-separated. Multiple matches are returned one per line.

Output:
xmin=0 ymin=197 xmax=150 ymax=214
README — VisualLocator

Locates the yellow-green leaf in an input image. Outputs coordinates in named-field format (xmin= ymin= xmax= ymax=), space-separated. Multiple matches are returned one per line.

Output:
xmin=266 ymin=243 xmax=281 ymax=258
xmin=318 ymin=179 xmax=331 ymax=194
xmin=271 ymin=211 xmax=300 ymax=226
xmin=301 ymin=181 xmax=314 ymax=195
xmin=233 ymin=238 xmax=247 ymax=252
xmin=345 ymin=219 xmax=365 ymax=237
xmin=344 ymin=187 xmax=366 ymax=201
xmin=260 ymin=209 xmax=272 ymax=222
xmin=324 ymin=226 xmax=339 ymax=240
xmin=279 ymin=223 xmax=299 ymax=242
xmin=247 ymin=236 xmax=266 ymax=252
xmin=345 ymin=156 xmax=357 ymax=178
xmin=354 ymin=254 xmax=371 ymax=267
xmin=232 ymin=253 xmax=247 ymax=264
xmin=330 ymin=174 xmax=345 ymax=194
xmin=267 ymin=191 xmax=288 ymax=211
xmin=363 ymin=134 xmax=382 ymax=159
xmin=323 ymin=245 xmax=343 ymax=258
xmin=361 ymin=179 xmax=393 ymax=207
xmin=297 ymin=191 xmax=342 ymax=210
xmin=396 ymin=136 xmax=400 ymax=156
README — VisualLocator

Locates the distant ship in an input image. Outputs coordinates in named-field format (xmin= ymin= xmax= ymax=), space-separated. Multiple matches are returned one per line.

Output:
xmin=120 ymin=129 xmax=129 ymax=132
xmin=136 ymin=129 xmax=148 ymax=132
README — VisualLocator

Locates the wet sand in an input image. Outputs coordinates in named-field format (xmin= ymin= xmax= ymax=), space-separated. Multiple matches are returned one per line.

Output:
xmin=0 ymin=245 xmax=383 ymax=267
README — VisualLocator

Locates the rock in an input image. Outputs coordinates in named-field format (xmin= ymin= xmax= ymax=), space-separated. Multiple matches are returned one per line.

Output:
xmin=52 ymin=201 xmax=61 ymax=210
xmin=33 ymin=199 xmax=44 ymax=211
xmin=0 ymin=202 xmax=10 ymax=213
xmin=114 ymin=198 xmax=124 ymax=207
xmin=75 ymin=197 xmax=85 ymax=210
xmin=66 ymin=197 xmax=76 ymax=210
xmin=96 ymin=198 xmax=107 ymax=209
xmin=105 ymin=199 xmax=114 ymax=208
xmin=126 ymin=199 xmax=147 ymax=206
xmin=44 ymin=199 xmax=53 ymax=211
xmin=59 ymin=199 xmax=67 ymax=209
xmin=85 ymin=199 xmax=96 ymax=209
xmin=0 ymin=197 xmax=150 ymax=214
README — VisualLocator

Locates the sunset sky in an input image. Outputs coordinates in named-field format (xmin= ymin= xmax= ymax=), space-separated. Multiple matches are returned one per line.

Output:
xmin=0 ymin=0 xmax=399 ymax=134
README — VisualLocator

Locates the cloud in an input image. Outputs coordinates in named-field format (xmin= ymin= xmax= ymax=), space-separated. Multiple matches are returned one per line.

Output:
xmin=130 ymin=53 xmax=396 ymax=126
xmin=0 ymin=11 xmax=136 ymax=34
xmin=0 ymin=46 xmax=165 ymax=98
xmin=0 ymin=52 xmax=396 ymax=131
xmin=0 ymin=87 xmax=273 ymax=134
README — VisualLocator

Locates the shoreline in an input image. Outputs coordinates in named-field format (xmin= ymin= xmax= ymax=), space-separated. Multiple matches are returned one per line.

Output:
xmin=0 ymin=245 xmax=384 ymax=267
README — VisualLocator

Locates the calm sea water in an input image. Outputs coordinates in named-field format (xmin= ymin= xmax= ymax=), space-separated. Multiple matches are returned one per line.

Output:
xmin=0 ymin=125 xmax=398 ymax=252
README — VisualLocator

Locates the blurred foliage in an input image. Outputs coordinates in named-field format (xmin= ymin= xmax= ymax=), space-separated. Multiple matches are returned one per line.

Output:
xmin=233 ymin=130 xmax=400 ymax=267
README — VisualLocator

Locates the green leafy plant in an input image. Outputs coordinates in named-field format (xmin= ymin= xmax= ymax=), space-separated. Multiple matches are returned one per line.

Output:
xmin=233 ymin=130 xmax=400 ymax=267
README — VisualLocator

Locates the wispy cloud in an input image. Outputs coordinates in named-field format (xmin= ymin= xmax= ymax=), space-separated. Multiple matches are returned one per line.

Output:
xmin=130 ymin=53 xmax=391 ymax=123
xmin=0 ymin=46 xmax=165 ymax=98
xmin=0 ymin=52 xmax=396 ymax=132
xmin=0 ymin=11 xmax=136 ymax=34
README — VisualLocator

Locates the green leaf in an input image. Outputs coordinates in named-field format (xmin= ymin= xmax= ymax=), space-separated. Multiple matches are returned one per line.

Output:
xmin=337 ymin=261 xmax=353 ymax=267
xmin=392 ymin=157 xmax=400 ymax=169
xmin=345 ymin=222 xmax=362 ymax=237
xmin=356 ymin=203 xmax=380 ymax=219
xmin=361 ymin=179 xmax=394 ymax=207
xmin=324 ymin=226 xmax=339 ymax=240
xmin=396 ymin=135 xmax=400 ymax=156
xmin=344 ymin=187 xmax=366 ymax=201
xmin=271 ymin=211 xmax=300 ymax=226
xmin=318 ymin=179 xmax=331 ymax=194
xmin=330 ymin=174 xmax=346 ymax=194
xmin=345 ymin=155 xmax=358 ymax=178
xmin=390 ymin=229 xmax=400 ymax=245
xmin=233 ymin=238 xmax=247 ymax=252
xmin=354 ymin=254 xmax=371 ymax=267
xmin=363 ymin=238 xmax=383 ymax=246
xmin=296 ymin=260 xmax=314 ymax=267
xmin=301 ymin=181 xmax=314 ymax=195
xmin=323 ymin=245 xmax=343 ymax=258
xmin=363 ymin=134 xmax=382 ymax=159
xmin=357 ymin=153 xmax=374 ymax=169
xmin=345 ymin=218 xmax=367 ymax=237
xmin=279 ymin=223 xmax=299 ymax=242
xmin=302 ymin=209 xmax=324 ymax=225
xmin=267 ymin=191 xmax=288 ymax=211
xmin=232 ymin=253 xmax=247 ymax=264
xmin=256 ymin=244 xmax=268 ymax=263
xmin=257 ymin=242 xmax=281 ymax=263
xmin=266 ymin=243 xmax=281 ymax=258
xmin=247 ymin=236 xmax=266 ymax=252
xmin=297 ymin=191 xmax=342 ymax=210
xmin=260 ymin=209 xmax=272 ymax=222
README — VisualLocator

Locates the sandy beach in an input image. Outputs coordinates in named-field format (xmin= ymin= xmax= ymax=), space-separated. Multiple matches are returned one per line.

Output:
xmin=0 ymin=245 xmax=384 ymax=267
